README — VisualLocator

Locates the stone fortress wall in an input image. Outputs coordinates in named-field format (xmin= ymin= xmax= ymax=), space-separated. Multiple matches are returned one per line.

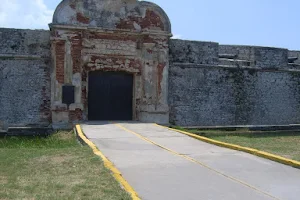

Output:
xmin=1 ymin=0 xmax=300 ymax=129
xmin=0 ymin=28 xmax=51 ymax=129
xmin=169 ymin=40 xmax=300 ymax=126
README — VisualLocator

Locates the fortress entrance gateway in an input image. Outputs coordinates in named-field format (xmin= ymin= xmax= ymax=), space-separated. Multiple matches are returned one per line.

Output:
xmin=88 ymin=72 xmax=133 ymax=121
xmin=50 ymin=0 xmax=172 ymax=128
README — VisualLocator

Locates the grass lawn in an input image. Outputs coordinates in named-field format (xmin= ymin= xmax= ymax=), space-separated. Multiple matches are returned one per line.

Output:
xmin=175 ymin=127 xmax=300 ymax=162
xmin=0 ymin=131 xmax=131 ymax=200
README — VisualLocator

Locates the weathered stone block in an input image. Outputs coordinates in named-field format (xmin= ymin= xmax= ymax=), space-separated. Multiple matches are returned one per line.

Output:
xmin=219 ymin=45 xmax=254 ymax=61
xmin=0 ymin=28 xmax=50 ymax=57
xmin=170 ymin=39 xmax=219 ymax=65
xmin=254 ymin=47 xmax=288 ymax=69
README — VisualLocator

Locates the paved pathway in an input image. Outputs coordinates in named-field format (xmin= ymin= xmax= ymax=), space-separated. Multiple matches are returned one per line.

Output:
xmin=81 ymin=122 xmax=300 ymax=200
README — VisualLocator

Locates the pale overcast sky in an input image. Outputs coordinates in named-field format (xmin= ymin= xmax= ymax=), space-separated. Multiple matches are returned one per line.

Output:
xmin=0 ymin=0 xmax=299 ymax=50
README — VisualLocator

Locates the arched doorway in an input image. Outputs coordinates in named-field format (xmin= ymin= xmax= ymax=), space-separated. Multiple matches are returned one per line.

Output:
xmin=88 ymin=71 xmax=133 ymax=121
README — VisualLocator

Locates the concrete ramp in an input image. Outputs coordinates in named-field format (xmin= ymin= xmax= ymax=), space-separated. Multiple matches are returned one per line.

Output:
xmin=81 ymin=122 xmax=300 ymax=200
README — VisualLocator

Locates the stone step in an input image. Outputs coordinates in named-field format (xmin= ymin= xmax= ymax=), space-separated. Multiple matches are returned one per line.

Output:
xmin=0 ymin=121 xmax=6 ymax=134
xmin=0 ymin=129 xmax=8 ymax=136
xmin=219 ymin=58 xmax=251 ymax=67
xmin=0 ymin=127 xmax=53 ymax=136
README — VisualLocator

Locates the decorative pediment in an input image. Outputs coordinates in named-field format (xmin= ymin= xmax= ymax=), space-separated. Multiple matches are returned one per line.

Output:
xmin=52 ymin=0 xmax=171 ymax=33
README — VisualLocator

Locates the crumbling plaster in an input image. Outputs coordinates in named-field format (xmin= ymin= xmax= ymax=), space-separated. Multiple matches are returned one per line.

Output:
xmin=50 ymin=0 xmax=172 ymax=128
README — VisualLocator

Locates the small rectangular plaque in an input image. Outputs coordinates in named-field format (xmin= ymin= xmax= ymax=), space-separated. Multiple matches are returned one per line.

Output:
xmin=62 ymin=85 xmax=75 ymax=106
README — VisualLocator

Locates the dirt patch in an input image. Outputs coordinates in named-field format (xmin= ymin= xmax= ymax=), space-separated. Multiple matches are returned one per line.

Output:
xmin=54 ymin=130 xmax=74 ymax=141
xmin=32 ymin=154 xmax=76 ymax=165
xmin=0 ymin=176 xmax=8 ymax=185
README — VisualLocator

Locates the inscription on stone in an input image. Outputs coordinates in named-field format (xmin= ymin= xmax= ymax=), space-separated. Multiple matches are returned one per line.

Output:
xmin=82 ymin=39 xmax=137 ymax=56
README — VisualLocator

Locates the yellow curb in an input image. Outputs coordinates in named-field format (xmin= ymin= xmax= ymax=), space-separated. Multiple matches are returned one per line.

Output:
xmin=75 ymin=125 xmax=140 ymax=200
xmin=156 ymin=124 xmax=300 ymax=169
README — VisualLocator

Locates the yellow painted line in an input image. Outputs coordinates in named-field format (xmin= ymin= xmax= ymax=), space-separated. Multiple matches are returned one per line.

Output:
xmin=114 ymin=123 xmax=280 ymax=200
xmin=75 ymin=125 xmax=140 ymax=200
xmin=156 ymin=124 xmax=300 ymax=169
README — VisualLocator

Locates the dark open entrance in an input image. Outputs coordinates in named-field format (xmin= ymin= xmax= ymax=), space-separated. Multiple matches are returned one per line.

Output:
xmin=88 ymin=71 xmax=133 ymax=120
